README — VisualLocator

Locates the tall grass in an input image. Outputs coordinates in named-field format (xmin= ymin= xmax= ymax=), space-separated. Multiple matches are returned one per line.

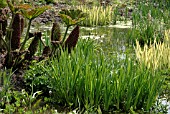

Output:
xmin=0 ymin=69 xmax=12 ymax=94
xmin=25 ymin=39 xmax=164 ymax=112
xmin=0 ymin=69 xmax=13 ymax=110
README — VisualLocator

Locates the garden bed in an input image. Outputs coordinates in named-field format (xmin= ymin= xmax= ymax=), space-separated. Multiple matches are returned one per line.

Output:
xmin=0 ymin=0 xmax=170 ymax=113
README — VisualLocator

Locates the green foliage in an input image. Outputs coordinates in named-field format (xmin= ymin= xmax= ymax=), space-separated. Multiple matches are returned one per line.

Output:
xmin=78 ymin=5 xmax=114 ymax=26
xmin=0 ymin=1 xmax=84 ymax=70
xmin=129 ymin=1 xmax=170 ymax=45
xmin=20 ymin=4 xmax=51 ymax=51
xmin=0 ymin=89 xmax=53 ymax=113
xmin=135 ymin=30 xmax=170 ymax=70
xmin=0 ymin=69 xmax=54 ymax=113
xmin=0 ymin=69 xmax=12 ymax=100
xmin=20 ymin=5 xmax=51 ymax=20
xmin=59 ymin=9 xmax=86 ymax=42
xmin=24 ymin=39 xmax=164 ymax=113
xmin=0 ymin=1 xmax=51 ymax=69
xmin=59 ymin=9 xmax=86 ymax=27
xmin=0 ymin=0 xmax=7 ymax=8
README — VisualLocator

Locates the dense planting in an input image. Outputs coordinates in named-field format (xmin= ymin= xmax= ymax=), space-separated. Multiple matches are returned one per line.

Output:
xmin=0 ymin=0 xmax=169 ymax=113
xmin=24 ymin=39 xmax=164 ymax=113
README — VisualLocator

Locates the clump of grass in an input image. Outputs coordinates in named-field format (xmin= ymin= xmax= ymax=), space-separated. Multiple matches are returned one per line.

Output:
xmin=0 ymin=69 xmax=12 ymax=98
xmin=135 ymin=30 xmax=170 ymax=70
xmin=25 ymin=39 xmax=164 ymax=113
xmin=77 ymin=5 xmax=113 ymax=26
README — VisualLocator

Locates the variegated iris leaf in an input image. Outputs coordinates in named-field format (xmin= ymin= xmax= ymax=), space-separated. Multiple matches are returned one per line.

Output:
xmin=59 ymin=9 xmax=86 ymax=26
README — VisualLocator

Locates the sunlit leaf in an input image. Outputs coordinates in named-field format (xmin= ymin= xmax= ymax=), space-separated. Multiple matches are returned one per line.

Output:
xmin=59 ymin=14 xmax=72 ymax=26
xmin=59 ymin=9 xmax=86 ymax=26
xmin=20 ymin=5 xmax=50 ymax=20
xmin=0 ymin=0 xmax=7 ymax=8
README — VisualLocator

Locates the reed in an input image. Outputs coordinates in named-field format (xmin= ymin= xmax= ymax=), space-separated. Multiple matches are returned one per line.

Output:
xmin=130 ymin=0 xmax=169 ymax=45
xmin=0 ymin=69 xmax=13 ymax=100
xmin=135 ymin=30 xmax=170 ymax=70
xmin=25 ymin=38 xmax=164 ymax=113
xmin=77 ymin=5 xmax=114 ymax=26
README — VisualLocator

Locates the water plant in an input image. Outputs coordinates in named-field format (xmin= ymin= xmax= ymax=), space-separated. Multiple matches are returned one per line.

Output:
xmin=0 ymin=0 xmax=7 ymax=8
xmin=24 ymin=38 xmax=165 ymax=113
xmin=129 ymin=0 xmax=170 ymax=45
xmin=0 ymin=1 xmax=50 ymax=69
xmin=58 ymin=9 xmax=86 ymax=42
xmin=0 ymin=69 xmax=12 ymax=101
xmin=135 ymin=30 xmax=170 ymax=70
xmin=0 ymin=69 xmax=55 ymax=113
xmin=0 ymin=1 xmax=86 ymax=70
xmin=130 ymin=19 xmax=164 ymax=46
xmin=77 ymin=5 xmax=114 ymax=26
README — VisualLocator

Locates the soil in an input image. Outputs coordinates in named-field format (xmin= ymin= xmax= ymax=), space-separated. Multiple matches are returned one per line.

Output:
xmin=32 ymin=2 xmax=68 ymax=25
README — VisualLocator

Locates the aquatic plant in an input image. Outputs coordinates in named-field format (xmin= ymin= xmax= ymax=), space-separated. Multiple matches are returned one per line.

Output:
xmin=130 ymin=20 xmax=164 ymax=46
xmin=0 ymin=1 xmax=85 ymax=69
xmin=0 ymin=8 xmax=8 ymax=50
xmin=25 ymin=39 xmax=164 ymax=113
xmin=130 ymin=0 xmax=169 ymax=45
xmin=11 ymin=13 xmax=22 ymax=50
xmin=135 ymin=30 xmax=170 ymax=70
xmin=77 ymin=5 xmax=114 ymax=26
xmin=51 ymin=22 xmax=61 ymax=42
xmin=0 ymin=1 xmax=51 ymax=69
xmin=0 ymin=1 xmax=86 ymax=70
xmin=19 ymin=4 xmax=50 ymax=50
xmin=63 ymin=25 xmax=79 ymax=53
xmin=58 ymin=9 xmax=86 ymax=42
xmin=24 ymin=32 xmax=42 ymax=60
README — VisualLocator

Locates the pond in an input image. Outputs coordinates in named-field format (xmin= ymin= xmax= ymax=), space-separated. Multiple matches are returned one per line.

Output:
xmin=80 ymin=21 xmax=134 ymax=60
xmin=32 ymin=21 xmax=134 ymax=59
xmin=79 ymin=23 xmax=170 ymax=113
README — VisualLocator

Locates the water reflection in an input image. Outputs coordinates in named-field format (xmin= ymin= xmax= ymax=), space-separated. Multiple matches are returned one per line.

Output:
xmin=80 ymin=25 xmax=134 ymax=59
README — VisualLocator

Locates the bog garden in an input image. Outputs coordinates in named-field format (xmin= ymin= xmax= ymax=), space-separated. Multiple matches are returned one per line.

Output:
xmin=0 ymin=0 xmax=170 ymax=113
